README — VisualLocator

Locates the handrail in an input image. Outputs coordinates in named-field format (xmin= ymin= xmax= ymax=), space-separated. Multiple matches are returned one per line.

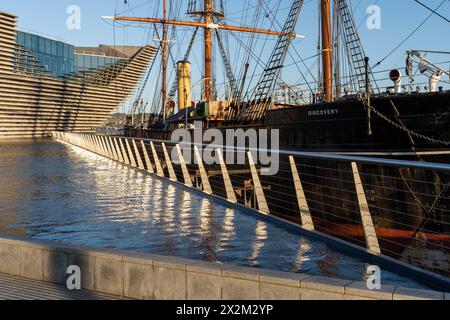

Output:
xmin=116 ymin=136 xmax=450 ymax=172
xmin=51 ymin=131 xmax=450 ymax=288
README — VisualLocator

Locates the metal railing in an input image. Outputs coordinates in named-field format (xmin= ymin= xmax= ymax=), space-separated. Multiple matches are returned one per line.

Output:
xmin=52 ymin=132 xmax=450 ymax=280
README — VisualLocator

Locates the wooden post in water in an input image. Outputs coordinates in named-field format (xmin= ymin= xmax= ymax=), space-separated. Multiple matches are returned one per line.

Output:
xmin=141 ymin=141 xmax=155 ymax=174
xmin=351 ymin=162 xmax=381 ymax=254
xmin=106 ymin=137 xmax=116 ymax=159
xmin=101 ymin=136 xmax=111 ymax=158
xmin=151 ymin=141 xmax=164 ymax=177
xmin=289 ymin=156 xmax=314 ymax=231
xmin=113 ymin=138 xmax=125 ymax=163
xmin=176 ymin=144 xmax=193 ymax=187
xmin=217 ymin=148 xmax=237 ymax=203
xmin=247 ymin=152 xmax=269 ymax=214
xmin=125 ymin=139 xmax=137 ymax=167
xmin=89 ymin=135 xmax=96 ymax=153
xmin=132 ymin=140 xmax=145 ymax=170
xmin=118 ymin=138 xmax=130 ymax=165
xmin=162 ymin=143 xmax=177 ymax=181
xmin=94 ymin=136 xmax=103 ymax=155
xmin=108 ymin=137 xmax=119 ymax=161
xmin=194 ymin=146 xmax=212 ymax=194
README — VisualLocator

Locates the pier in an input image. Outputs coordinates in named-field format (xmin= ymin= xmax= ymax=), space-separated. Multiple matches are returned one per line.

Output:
xmin=0 ymin=132 xmax=448 ymax=300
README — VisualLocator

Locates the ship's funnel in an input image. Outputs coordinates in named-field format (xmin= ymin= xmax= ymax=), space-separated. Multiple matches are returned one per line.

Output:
xmin=389 ymin=69 xmax=402 ymax=94
xmin=177 ymin=61 xmax=191 ymax=111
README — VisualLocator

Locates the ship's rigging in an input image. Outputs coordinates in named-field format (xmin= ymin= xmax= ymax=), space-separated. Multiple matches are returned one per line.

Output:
xmin=106 ymin=0 xmax=329 ymax=127
xmin=104 ymin=0 xmax=448 ymax=130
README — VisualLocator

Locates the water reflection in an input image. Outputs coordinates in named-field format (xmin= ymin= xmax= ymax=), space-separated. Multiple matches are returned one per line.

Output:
xmin=0 ymin=139 xmax=425 ymax=288
xmin=250 ymin=221 xmax=268 ymax=266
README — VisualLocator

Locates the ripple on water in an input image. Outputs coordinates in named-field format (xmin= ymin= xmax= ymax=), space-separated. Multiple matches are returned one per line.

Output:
xmin=0 ymin=139 xmax=430 ymax=289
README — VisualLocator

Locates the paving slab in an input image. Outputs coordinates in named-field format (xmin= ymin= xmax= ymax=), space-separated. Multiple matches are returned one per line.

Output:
xmin=0 ymin=272 xmax=121 ymax=300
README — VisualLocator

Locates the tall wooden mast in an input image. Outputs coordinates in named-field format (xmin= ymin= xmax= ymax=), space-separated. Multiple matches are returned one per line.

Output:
xmin=105 ymin=0 xmax=303 ymax=110
xmin=203 ymin=0 xmax=214 ymax=103
xmin=321 ymin=0 xmax=333 ymax=102
xmin=162 ymin=0 xmax=168 ymax=122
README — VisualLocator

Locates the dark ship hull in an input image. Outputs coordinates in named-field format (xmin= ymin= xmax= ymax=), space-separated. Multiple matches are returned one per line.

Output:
xmin=266 ymin=91 xmax=450 ymax=158
xmin=130 ymin=91 xmax=450 ymax=275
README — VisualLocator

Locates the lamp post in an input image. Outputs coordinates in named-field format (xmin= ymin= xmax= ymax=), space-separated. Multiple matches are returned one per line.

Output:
xmin=185 ymin=77 xmax=211 ymax=128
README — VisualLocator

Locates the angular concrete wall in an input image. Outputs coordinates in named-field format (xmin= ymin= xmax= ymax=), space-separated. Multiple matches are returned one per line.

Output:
xmin=0 ymin=11 xmax=158 ymax=139
xmin=0 ymin=236 xmax=447 ymax=300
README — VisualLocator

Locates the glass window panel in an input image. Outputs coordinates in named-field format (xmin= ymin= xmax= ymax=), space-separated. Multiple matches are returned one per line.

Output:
xmin=68 ymin=47 xmax=75 ymax=60
xmin=58 ymin=58 xmax=63 ymax=77
xmin=17 ymin=32 xmax=25 ymax=45
xmin=86 ymin=55 xmax=92 ymax=70
xmin=91 ymin=56 xmax=99 ymax=69
xmin=63 ymin=44 xmax=69 ymax=59
xmin=45 ymin=39 xmax=51 ymax=54
xmin=51 ymin=41 xmax=57 ymax=56
xmin=68 ymin=59 xmax=74 ymax=74
xmin=31 ymin=35 xmax=39 ymax=52
xmin=39 ymin=37 xmax=45 ymax=54
xmin=57 ymin=42 xmax=63 ymax=57
xmin=43 ymin=54 xmax=50 ymax=72
xmin=78 ymin=55 xmax=84 ymax=71
xmin=25 ymin=33 xmax=32 ymax=48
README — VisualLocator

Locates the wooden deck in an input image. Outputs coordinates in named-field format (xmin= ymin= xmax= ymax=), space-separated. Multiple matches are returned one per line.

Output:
xmin=0 ymin=273 xmax=121 ymax=300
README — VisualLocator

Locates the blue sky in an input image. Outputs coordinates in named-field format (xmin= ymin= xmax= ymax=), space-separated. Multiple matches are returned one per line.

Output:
xmin=1 ymin=0 xmax=449 ymax=112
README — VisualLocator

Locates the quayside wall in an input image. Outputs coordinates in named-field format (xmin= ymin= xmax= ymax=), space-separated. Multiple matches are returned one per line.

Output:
xmin=0 ymin=236 xmax=448 ymax=300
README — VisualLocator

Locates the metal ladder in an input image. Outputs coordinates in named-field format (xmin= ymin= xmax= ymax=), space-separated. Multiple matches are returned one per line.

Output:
xmin=337 ymin=0 xmax=373 ymax=93
xmin=235 ymin=0 xmax=304 ymax=123
xmin=167 ymin=27 xmax=199 ymax=101
xmin=216 ymin=30 xmax=238 ymax=98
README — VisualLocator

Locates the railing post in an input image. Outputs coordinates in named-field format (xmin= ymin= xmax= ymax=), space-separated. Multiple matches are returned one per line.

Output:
xmin=217 ymin=148 xmax=237 ymax=203
xmin=194 ymin=146 xmax=212 ymax=195
xmin=105 ymin=136 xmax=115 ymax=159
xmin=351 ymin=162 xmax=381 ymax=254
xmin=96 ymin=136 xmax=105 ymax=156
xmin=125 ymin=139 xmax=137 ymax=167
xmin=108 ymin=137 xmax=119 ymax=161
xmin=93 ymin=136 xmax=101 ymax=155
xmin=150 ymin=141 xmax=164 ymax=177
xmin=96 ymin=136 xmax=104 ymax=155
xmin=141 ymin=140 xmax=154 ymax=174
xmin=162 ymin=143 xmax=177 ymax=181
xmin=113 ymin=137 xmax=125 ymax=163
xmin=88 ymin=135 xmax=95 ymax=152
xmin=247 ymin=152 xmax=269 ymax=214
xmin=98 ymin=136 xmax=106 ymax=156
xmin=176 ymin=144 xmax=193 ymax=187
xmin=132 ymin=140 xmax=145 ymax=170
xmin=118 ymin=138 xmax=130 ymax=165
xmin=89 ymin=135 xmax=95 ymax=152
xmin=100 ymin=136 xmax=111 ymax=158
xmin=289 ymin=156 xmax=314 ymax=231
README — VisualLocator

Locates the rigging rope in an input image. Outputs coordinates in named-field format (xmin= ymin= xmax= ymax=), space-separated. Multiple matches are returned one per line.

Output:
xmin=372 ymin=0 xmax=446 ymax=69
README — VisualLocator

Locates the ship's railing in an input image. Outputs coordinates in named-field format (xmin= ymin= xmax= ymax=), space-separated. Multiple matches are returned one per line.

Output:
xmin=268 ymin=59 xmax=450 ymax=105
xmin=51 ymin=132 xmax=450 ymax=282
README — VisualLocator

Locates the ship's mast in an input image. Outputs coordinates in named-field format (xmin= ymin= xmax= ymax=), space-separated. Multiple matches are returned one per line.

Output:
xmin=105 ymin=1 xmax=302 ymax=112
xmin=203 ymin=0 xmax=213 ymax=103
xmin=321 ymin=0 xmax=333 ymax=102
xmin=162 ymin=0 xmax=168 ymax=122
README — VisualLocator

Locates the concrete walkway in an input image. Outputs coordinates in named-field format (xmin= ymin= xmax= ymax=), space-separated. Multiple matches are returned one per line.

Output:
xmin=0 ymin=273 xmax=120 ymax=300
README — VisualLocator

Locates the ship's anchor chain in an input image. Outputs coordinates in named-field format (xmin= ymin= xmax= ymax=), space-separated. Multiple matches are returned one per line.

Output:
xmin=359 ymin=96 xmax=450 ymax=238
xmin=359 ymin=97 xmax=450 ymax=146
xmin=399 ymin=169 xmax=449 ymax=237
